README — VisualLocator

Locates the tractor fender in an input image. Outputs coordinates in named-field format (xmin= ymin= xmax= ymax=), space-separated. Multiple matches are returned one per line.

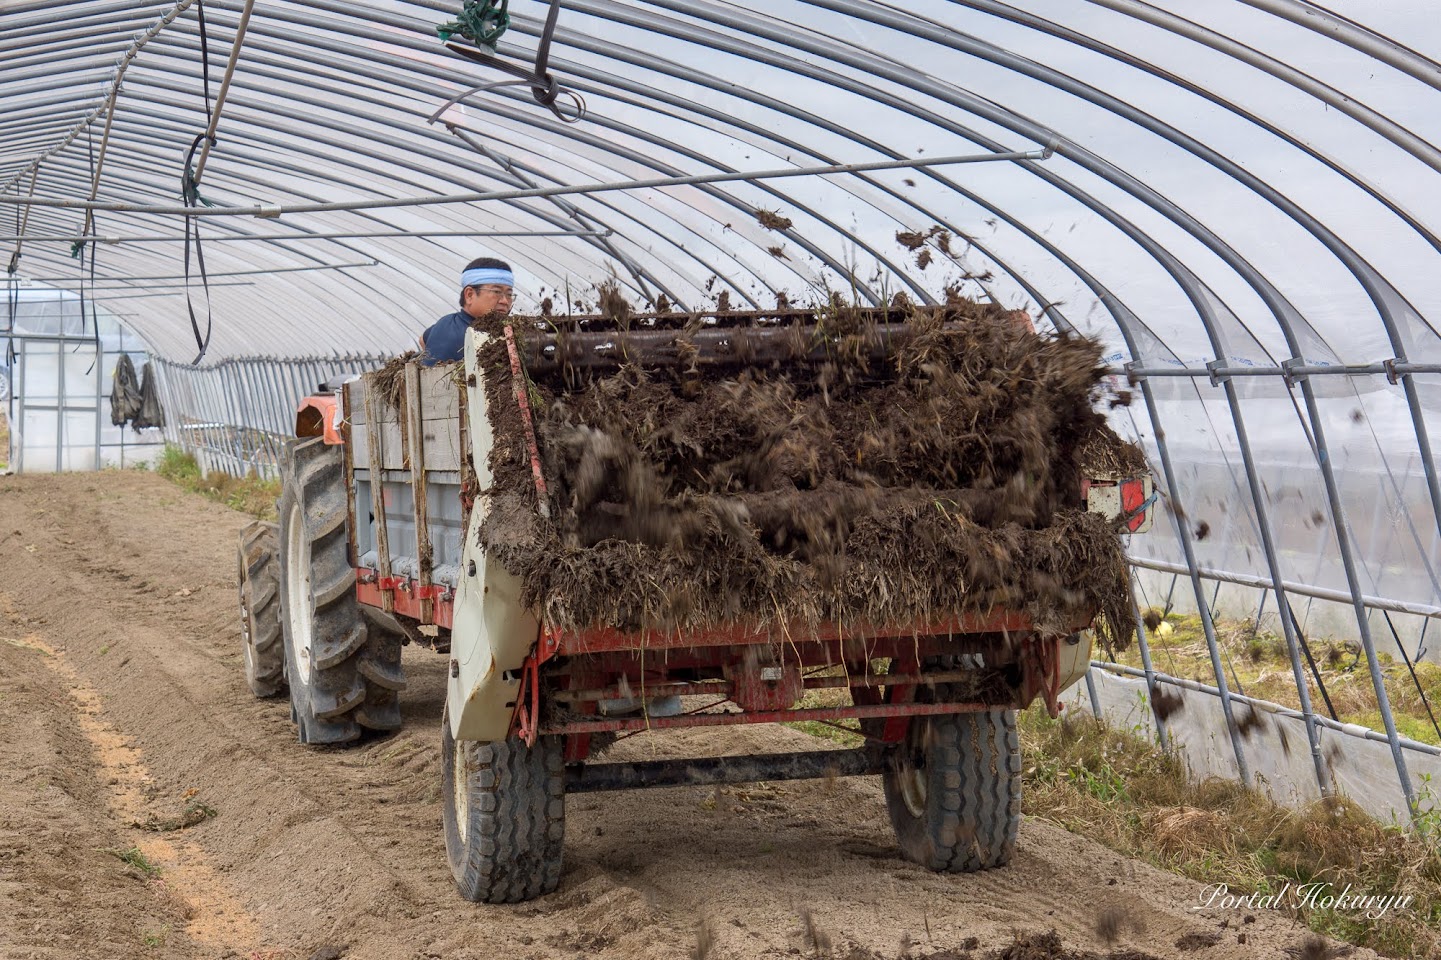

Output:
xmin=295 ymin=395 xmax=344 ymax=444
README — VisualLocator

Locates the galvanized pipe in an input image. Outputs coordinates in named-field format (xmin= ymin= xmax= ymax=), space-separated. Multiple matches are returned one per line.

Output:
xmin=1083 ymin=0 xmax=1441 ymax=172
xmin=1131 ymin=557 xmax=1441 ymax=622
xmin=0 ymin=229 xmax=612 ymax=243
xmin=564 ymin=746 xmax=890 ymax=793
xmin=0 ymin=149 xmax=1049 ymax=217
xmin=0 ymin=0 xmax=199 ymax=192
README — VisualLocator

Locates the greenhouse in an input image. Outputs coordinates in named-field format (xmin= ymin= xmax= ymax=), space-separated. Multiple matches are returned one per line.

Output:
xmin=2 ymin=1 xmax=1439 ymax=957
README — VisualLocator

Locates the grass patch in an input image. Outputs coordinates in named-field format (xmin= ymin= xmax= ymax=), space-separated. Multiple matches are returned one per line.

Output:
xmin=156 ymin=444 xmax=279 ymax=520
xmin=1118 ymin=610 xmax=1441 ymax=746
xmin=1021 ymin=707 xmax=1441 ymax=958
xmin=783 ymin=668 xmax=870 ymax=743
xmin=107 ymin=845 xmax=162 ymax=878
xmin=782 ymin=681 xmax=864 ymax=747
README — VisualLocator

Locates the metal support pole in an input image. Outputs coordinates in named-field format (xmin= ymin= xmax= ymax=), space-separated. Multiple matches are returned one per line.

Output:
xmin=1297 ymin=375 xmax=1416 ymax=810
xmin=1083 ymin=667 xmax=1104 ymax=721
xmin=1137 ymin=377 xmax=1251 ymax=784
xmin=1214 ymin=375 xmax=1332 ymax=796
xmin=1130 ymin=588 xmax=1169 ymax=750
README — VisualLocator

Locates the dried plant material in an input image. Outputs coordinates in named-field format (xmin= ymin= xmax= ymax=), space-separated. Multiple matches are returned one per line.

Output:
xmin=1174 ymin=930 xmax=1222 ymax=951
xmin=756 ymin=209 xmax=793 ymax=231
xmin=1095 ymin=905 xmax=1124 ymax=946
xmin=1232 ymin=703 xmax=1267 ymax=740
xmin=477 ymin=300 xmax=1138 ymax=651
xmin=370 ymin=350 xmax=418 ymax=409
xmin=597 ymin=279 xmax=631 ymax=323
xmin=133 ymin=798 xmax=217 ymax=832
xmin=798 ymin=907 xmax=832 ymax=955
xmin=1283 ymin=934 xmax=1354 ymax=960
xmin=693 ymin=918 xmax=714 ymax=960
xmin=1151 ymin=685 xmax=1184 ymax=721
xmin=1077 ymin=426 xmax=1147 ymax=478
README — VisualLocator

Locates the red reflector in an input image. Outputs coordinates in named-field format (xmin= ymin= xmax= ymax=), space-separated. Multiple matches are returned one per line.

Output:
xmin=1121 ymin=479 xmax=1147 ymax=532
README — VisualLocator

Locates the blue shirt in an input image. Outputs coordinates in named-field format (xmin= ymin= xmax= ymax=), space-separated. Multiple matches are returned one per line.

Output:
xmin=419 ymin=311 xmax=472 ymax=366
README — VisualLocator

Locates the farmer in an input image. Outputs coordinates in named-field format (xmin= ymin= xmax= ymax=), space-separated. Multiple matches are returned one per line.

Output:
xmin=418 ymin=257 xmax=515 ymax=365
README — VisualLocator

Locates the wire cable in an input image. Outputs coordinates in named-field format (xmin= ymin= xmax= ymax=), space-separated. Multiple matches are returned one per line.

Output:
xmin=1384 ymin=611 xmax=1441 ymax=742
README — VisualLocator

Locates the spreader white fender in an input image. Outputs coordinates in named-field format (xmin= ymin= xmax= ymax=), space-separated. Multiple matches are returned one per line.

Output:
xmin=447 ymin=328 xmax=541 ymax=742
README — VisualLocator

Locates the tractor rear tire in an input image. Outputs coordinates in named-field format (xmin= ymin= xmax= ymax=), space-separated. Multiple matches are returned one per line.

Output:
xmin=237 ymin=521 xmax=285 ymax=698
xmin=884 ymin=708 xmax=1020 ymax=872
xmin=441 ymin=703 xmax=565 ymax=903
xmin=278 ymin=438 xmax=403 ymax=743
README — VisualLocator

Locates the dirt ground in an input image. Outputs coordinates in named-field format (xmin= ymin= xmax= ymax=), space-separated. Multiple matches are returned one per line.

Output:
xmin=0 ymin=472 xmax=1375 ymax=960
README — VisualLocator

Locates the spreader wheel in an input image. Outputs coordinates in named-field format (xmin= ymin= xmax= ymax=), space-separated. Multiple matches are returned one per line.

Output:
xmin=237 ymin=520 xmax=285 ymax=698
xmin=884 ymin=708 xmax=1020 ymax=872
xmin=441 ymin=703 xmax=565 ymax=903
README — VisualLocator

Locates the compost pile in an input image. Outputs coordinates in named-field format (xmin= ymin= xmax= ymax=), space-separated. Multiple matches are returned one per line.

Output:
xmin=476 ymin=300 xmax=1139 ymax=646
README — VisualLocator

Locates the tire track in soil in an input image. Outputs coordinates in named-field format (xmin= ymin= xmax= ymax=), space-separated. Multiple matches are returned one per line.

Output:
xmin=0 ymin=633 xmax=196 ymax=960
xmin=0 ymin=473 xmax=1376 ymax=960
xmin=1 ymin=629 xmax=260 ymax=954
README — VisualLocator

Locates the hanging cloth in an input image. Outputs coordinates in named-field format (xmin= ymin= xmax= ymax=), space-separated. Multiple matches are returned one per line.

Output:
xmin=134 ymin=361 xmax=165 ymax=431
xmin=109 ymin=354 xmax=142 ymax=426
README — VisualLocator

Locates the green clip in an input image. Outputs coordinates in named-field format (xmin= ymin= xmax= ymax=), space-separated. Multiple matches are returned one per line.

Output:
xmin=437 ymin=0 xmax=510 ymax=47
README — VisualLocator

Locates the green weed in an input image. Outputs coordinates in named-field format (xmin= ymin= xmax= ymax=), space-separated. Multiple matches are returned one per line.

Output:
xmin=155 ymin=445 xmax=280 ymax=520
xmin=107 ymin=845 xmax=162 ymax=878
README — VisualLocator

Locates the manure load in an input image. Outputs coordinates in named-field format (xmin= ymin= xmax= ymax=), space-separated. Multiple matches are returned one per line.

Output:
xmin=238 ymin=300 xmax=1153 ymax=903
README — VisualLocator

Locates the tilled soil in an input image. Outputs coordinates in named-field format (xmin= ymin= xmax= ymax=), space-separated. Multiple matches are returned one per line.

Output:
xmin=0 ymin=472 xmax=1372 ymax=960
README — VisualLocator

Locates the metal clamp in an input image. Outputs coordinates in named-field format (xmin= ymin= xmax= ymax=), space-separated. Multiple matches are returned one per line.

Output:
xmin=1205 ymin=359 xmax=1230 ymax=386
xmin=1281 ymin=357 xmax=1308 ymax=387
xmin=1384 ymin=357 xmax=1404 ymax=385
xmin=1123 ymin=360 xmax=1146 ymax=385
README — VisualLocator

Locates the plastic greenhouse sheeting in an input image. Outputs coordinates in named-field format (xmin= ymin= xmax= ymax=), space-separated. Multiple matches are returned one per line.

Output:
xmin=0 ymin=1 xmax=1434 ymax=366
xmin=2 ymin=2 xmax=1438 ymax=617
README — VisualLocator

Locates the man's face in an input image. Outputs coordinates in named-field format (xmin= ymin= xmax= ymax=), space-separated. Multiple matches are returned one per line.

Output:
xmin=463 ymin=283 xmax=514 ymax=318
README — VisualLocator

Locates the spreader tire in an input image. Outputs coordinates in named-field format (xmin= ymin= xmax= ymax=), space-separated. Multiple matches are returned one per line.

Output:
xmin=884 ymin=708 xmax=1020 ymax=872
xmin=237 ymin=521 xmax=284 ymax=698
xmin=441 ymin=704 xmax=565 ymax=903
xmin=278 ymin=438 xmax=369 ymax=745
